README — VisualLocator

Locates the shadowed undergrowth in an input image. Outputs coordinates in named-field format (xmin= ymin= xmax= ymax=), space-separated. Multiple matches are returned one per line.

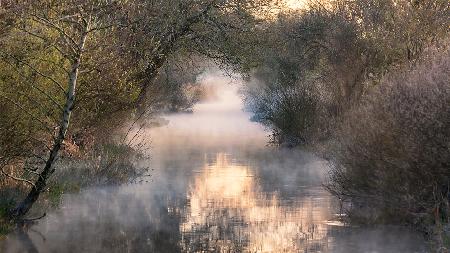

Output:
xmin=0 ymin=142 xmax=149 ymax=238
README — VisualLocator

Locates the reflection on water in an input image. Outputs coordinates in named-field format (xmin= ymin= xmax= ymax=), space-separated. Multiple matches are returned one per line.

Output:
xmin=1 ymin=71 xmax=428 ymax=252
xmin=180 ymin=153 xmax=330 ymax=253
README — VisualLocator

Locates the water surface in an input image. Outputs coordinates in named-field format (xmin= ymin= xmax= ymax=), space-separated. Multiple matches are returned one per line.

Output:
xmin=1 ymin=72 xmax=427 ymax=253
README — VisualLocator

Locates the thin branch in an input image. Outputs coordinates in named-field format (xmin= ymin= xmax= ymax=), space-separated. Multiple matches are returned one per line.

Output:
xmin=28 ymin=154 xmax=47 ymax=163
xmin=27 ymin=135 xmax=53 ymax=152
xmin=1 ymin=168 xmax=35 ymax=187
xmin=86 ymin=22 xmax=117 ymax=33
xmin=29 ymin=83 xmax=65 ymax=111
xmin=0 ymin=51 xmax=67 ymax=93
xmin=26 ymin=55 xmax=70 ymax=75
xmin=23 ymin=167 xmax=40 ymax=175
xmin=59 ymin=15 xmax=84 ymax=29
xmin=0 ymin=59 xmax=65 ymax=111
xmin=0 ymin=93 xmax=56 ymax=136
xmin=15 ymin=27 xmax=47 ymax=41
xmin=127 ymin=122 xmax=146 ymax=147
xmin=30 ymin=15 xmax=78 ymax=49
xmin=49 ymin=43 xmax=76 ymax=62
xmin=121 ymin=106 xmax=152 ymax=144
xmin=15 ymin=26 xmax=76 ymax=61
xmin=21 ymin=212 xmax=46 ymax=222
xmin=16 ymin=91 xmax=59 ymax=123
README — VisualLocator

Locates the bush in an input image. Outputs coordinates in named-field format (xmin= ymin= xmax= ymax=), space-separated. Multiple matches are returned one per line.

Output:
xmin=244 ymin=0 xmax=449 ymax=147
xmin=0 ymin=141 xmax=149 ymax=233
xmin=327 ymin=45 xmax=450 ymax=234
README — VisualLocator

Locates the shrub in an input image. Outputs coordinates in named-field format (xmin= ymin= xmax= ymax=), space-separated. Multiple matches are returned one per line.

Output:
xmin=328 ymin=44 xmax=450 ymax=234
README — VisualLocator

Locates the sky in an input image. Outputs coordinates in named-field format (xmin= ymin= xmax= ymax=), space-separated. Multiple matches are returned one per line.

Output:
xmin=285 ymin=0 xmax=307 ymax=9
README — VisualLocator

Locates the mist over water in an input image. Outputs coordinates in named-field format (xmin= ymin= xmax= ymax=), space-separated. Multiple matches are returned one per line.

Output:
xmin=148 ymin=71 xmax=267 ymax=153
xmin=1 ymin=71 xmax=427 ymax=253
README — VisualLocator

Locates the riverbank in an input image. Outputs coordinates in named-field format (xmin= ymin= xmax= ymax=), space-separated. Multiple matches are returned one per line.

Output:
xmin=0 ymin=142 xmax=148 ymax=238
xmin=248 ymin=46 xmax=450 ymax=251
xmin=241 ymin=1 xmax=449 ymax=250
xmin=0 ymin=79 xmax=430 ymax=252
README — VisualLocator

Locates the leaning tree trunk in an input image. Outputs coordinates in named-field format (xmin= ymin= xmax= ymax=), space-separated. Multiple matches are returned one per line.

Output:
xmin=134 ymin=4 xmax=212 ymax=109
xmin=10 ymin=31 xmax=88 ymax=220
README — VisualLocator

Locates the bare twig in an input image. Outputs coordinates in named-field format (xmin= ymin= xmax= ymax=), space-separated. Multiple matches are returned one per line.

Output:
xmin=0 ymin=93 xmax=55 ymax=136
xmin=1 ymin=167 xmax=35 ymax=187
xmin=0 ymin=51 xmax=67 ymax=94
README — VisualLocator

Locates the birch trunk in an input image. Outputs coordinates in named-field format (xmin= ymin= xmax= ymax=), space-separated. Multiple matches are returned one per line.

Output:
xmin=10 ymin=30 xmax=88 ymax=219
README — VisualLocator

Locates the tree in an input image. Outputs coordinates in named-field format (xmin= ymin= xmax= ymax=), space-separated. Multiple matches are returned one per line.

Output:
xmin=0 ymin=0 xmax=275 ymax=220
xmin=0 ymin=0 xmax=125 ymax=219
xmin=122 ymin=0 xmax=273 ymax=108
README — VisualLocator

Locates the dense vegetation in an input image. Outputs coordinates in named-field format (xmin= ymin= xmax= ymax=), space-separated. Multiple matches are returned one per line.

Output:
xmin=0 ymin=0 xmax=449 ymax=250
xmin=243 ymin=0 xmax=449 ymax=249
xmin=0 ymin=0 xmax=272 ymax=232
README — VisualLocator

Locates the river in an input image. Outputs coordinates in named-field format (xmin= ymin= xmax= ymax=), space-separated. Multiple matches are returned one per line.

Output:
xmin=1 ymin=71 xmax=427 ymax=252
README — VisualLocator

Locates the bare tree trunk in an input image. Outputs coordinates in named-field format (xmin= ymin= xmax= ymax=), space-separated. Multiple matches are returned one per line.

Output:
xmin=10 ymin=30 xmax=88 ymax=220
xmin=135 ymin=49 xmax=168 ymax=108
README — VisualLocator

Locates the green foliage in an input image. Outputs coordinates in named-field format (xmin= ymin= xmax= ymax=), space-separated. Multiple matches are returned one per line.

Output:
xmin=46 ymin=183 xmax=67 ymax=207
xmin=0 ymin=0 xmax=278 ymax=234
xmin=0 ymin=0 xmax=271 ymax=161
